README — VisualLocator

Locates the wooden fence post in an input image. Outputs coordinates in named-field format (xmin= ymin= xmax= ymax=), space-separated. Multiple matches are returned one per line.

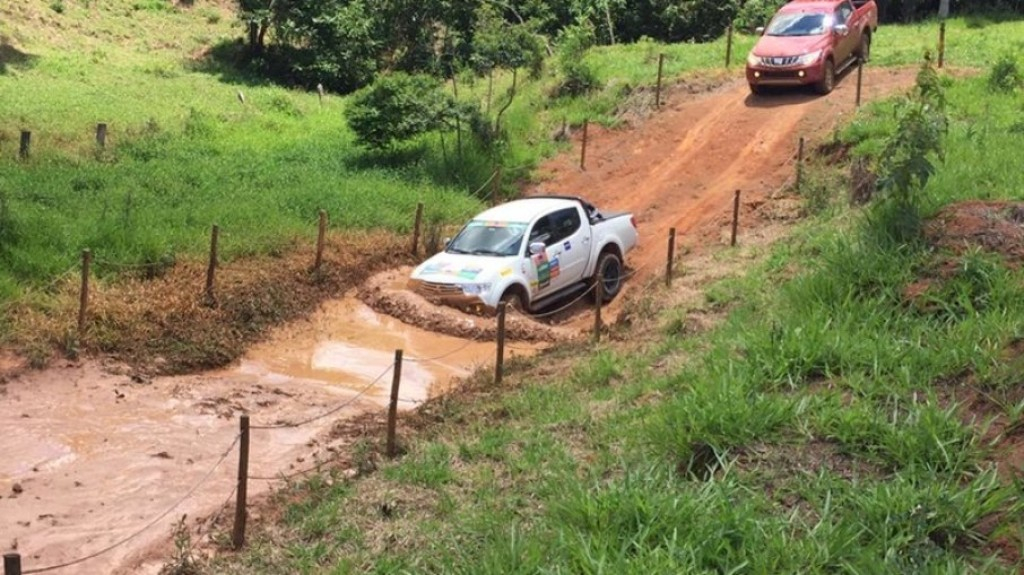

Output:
xmin=492 ymin=166 xmax=503 ymax=206
xmin=18 ymin=131 xmax=30 ymax=160
xmin=580 ymin=120 xmax=589 ymax=171
xmin=386 ymin=350 xmax=403 ymax=458
xmin=78 ymin=249 xmax=91 ymax=335
xmin=655 ymin=53 xmax=665 ymax=108
xmin=232 ymin=414 xmax=250 ymax=550
xmin=593 ymin=273 xmax=603 ymax=343
xmin=731 ymin=190 xmax=741 ymax=247
xmin=495 ymin=302 xmax=507 ymax=385
xmin=314 ymin=210 xmax=327 ymax=271
xmin=96 ymin=123 xmax=108 ymax=148
xmin=4 ymin=553 xmax=22 ymax=575
xmin=725 ymin=25 xmax=734 ymax=68
xmin=856 ymin=61 xmax=864 ymax=107
xmin=796 ymin=137 xmax=805 ymax=192
xmin=938 ymin=21 xmax=946 ymax=69
xmin=666 ymin=228 xmax=676 ymax=287
xmin=411 ymin=203 xmax=424 ymax=256
xmin=205 ymin=225 xmax=219 ymax=304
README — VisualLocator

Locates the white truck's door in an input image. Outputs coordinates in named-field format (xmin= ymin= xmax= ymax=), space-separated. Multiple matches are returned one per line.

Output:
xmin=526 ymin=206 xmax=592 ymax=298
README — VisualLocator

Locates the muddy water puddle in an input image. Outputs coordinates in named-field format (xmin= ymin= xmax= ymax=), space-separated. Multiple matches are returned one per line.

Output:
xmin=1 ymin=294 xmax=525 ymax=574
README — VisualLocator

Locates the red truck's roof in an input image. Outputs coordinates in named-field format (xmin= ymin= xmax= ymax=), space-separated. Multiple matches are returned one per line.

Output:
xmin=778 ymin=0 xmax=848 ymax=11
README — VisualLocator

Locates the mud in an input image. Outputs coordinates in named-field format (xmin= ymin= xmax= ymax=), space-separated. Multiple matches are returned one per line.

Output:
xmin=0 ymin=295 xmax=526 ymax=574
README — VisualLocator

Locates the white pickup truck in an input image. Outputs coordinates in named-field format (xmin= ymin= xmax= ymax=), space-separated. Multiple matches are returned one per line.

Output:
xmin=409 ymin=196 xmax=638 ymax=314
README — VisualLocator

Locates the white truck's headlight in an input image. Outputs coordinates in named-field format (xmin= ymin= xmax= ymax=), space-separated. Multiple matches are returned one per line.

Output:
xmin=461 ymin=283 xmax=492 ymax=296
xmin=747 ymin=53 xmax=760 ymax=67
xmin=796 ymin=50 xmax=823 ymax=66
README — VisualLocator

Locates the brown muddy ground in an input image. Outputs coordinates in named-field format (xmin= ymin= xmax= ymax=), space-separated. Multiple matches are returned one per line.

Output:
xmin=2 ymin=67 xmax=939 ymax=573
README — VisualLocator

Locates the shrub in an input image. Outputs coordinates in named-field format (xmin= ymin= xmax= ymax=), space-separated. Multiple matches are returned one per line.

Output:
xmin=987 ymin=53 xmax=1023 ymax=93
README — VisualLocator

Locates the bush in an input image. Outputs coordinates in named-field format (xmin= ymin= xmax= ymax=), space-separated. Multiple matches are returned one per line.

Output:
xmin=987 ymin=53 xmax=1023 ymax=93
xmin=733 ymin=0 xmax=786 ymax=31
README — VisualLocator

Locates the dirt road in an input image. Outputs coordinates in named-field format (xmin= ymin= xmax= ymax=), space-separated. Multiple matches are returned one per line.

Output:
xmin=0 ymin=67 xmax=917 ymax=574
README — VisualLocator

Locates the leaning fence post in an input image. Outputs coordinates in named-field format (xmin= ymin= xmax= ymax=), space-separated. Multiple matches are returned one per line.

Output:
xmin=4 ymin=553 xmax=21 ymax=575
xmin=731 ymin=190 xmax=741 ymax=247
xmin=315 ymin=210 xmax=327 ymax=271
xmin=205 ymin=224 xmax=219 ymax=305
xmin=580 ymin=119 xmax=589 ymax=171
xmin=232 ymin=414 xmax=250 ymax=550
xmin=18 ymin=131 xmax=30 ymax=160
xmin=411 ymin=203 xmax=424 ymax=256
xmin=655 ymin=53 xmax=665 ymax=107
xmin=725 ymin=25 xmax=734 ymax=68
xmin=666 ymin=228 xmax=676 ymax=287
xmin=796 ymin=137 xmax=805 ymax=192
xmin=78 ymin=249 xmax=91 ymax=335
xmin=495 ymin=302 xmax=507 ymax=385
xmin=593 ymin=273 xmax=603 ymax=343
xmin=386 ymin=350 xmax=403 ymax=458
xmin=96 ymin=123 xmax=108 ymax=148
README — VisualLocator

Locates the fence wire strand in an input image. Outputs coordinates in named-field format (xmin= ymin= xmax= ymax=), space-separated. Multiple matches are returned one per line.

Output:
xmin=250 ymin=364 xmax=394 ymax=430
xmin=22 ymin=433 xmax=240 ymax=575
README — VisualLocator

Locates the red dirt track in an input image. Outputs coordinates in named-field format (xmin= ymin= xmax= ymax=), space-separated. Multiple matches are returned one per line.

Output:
xmin=533 ymin=68 xmax=916 ymax=280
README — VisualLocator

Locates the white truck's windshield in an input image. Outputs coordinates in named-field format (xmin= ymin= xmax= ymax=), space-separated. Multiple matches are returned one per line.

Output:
xmin=766 ymin=12 xmax=831 ymax=36
xmin=447 ymin=220 xmax=528 ymax=257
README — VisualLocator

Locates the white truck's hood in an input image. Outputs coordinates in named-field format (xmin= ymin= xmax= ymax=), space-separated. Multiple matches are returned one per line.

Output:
xmin=410 ymin=252 xmax=515 ymax=285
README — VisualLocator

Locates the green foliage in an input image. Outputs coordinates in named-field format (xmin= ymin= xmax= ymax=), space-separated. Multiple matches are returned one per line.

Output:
xmin=345 ymin=72 xmax=457 ymax=150
xmin=876 ymin=58 xmax=948 ymax=216
xmin=733 ymin=0 xmax=786 ymax=31
xmin=988 ymin=52 xmax=1023 ymax=93
xmin=555 ymin=20 xmax=600 ymax=97
xmin=471 ymin=4 xmax=545 ymax=76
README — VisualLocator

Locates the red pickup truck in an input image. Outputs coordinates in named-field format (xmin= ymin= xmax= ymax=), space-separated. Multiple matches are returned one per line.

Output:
xmin=745 ymin=0 xmax=878 ymax=95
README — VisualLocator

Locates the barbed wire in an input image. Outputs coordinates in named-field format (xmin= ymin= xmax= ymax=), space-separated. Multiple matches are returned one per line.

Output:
xmin=22 ymin=433 xmax=240 ymax=575
xmin=187 ymin=482 xmax=238 ymax=556
xmin=472 ymin=170 xmax=500 ymax=200
xmin=250 ymin=364 xmax=393 ymax=430
xmin=401 ymin=339 xmax=478 ymax=363
xmin=0 ymin=262 xmax=79 ymax=314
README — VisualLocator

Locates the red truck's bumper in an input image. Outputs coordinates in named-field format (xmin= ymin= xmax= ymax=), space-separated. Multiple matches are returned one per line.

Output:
xmin=746 ymin=61 xmax=825 ymax=88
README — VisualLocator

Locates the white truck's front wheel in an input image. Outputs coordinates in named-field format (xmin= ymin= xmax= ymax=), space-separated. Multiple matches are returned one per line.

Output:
xmin=592 ymin=251 xmax=624 ymax=303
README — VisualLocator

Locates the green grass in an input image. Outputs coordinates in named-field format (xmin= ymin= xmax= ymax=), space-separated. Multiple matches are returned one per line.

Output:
xmin=207 ymin=50 xmax=1024 ymax=574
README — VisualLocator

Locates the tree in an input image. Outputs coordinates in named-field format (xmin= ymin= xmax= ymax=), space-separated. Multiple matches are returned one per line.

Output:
xmin=237 ymin=0 xmax=272 ymax=56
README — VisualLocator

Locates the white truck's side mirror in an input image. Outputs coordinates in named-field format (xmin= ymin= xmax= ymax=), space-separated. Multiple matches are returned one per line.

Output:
xmin=529 ymin=242 xmax=546 ymax=255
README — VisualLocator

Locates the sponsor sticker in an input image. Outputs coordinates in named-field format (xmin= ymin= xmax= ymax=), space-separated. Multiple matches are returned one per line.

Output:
xmin=549 ymin=256 xmax=560 ymax=279
xmin=457 ymin=267 xmax=483 ymax=280
xmin=532 ymin=252 xmax=551 ymax=288
xmin=499 ymin=267 xmax=513 ymax=277
xmin=563 ymin=240 xmax=572 ymax=251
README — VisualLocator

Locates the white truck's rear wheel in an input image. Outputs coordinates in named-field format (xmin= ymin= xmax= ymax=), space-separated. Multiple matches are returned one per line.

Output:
xmin=592 ymin=251 xmax=624 ymax=303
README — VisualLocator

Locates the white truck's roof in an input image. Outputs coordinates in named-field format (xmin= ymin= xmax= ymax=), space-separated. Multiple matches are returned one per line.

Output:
xmin=473 ymin=197 xmax=581 ymax=223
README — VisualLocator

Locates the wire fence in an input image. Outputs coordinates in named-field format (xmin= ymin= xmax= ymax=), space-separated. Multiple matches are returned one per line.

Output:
xmin=3 ymin=124 xmax=812 ymax=575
